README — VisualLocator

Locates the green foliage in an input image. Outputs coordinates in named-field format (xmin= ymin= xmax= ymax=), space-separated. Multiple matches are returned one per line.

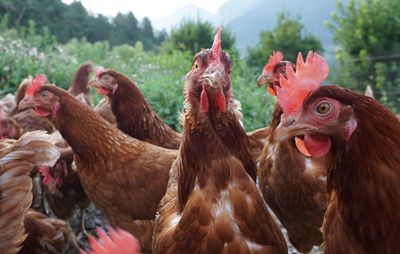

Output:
xmin=231 ymin=61 xmax=275 ymax=130
xmin=246 ymin=12 xmax=324 ymax=68
xmin=328 ymin=0 xmax=400 ymax=112
xmin=161 ymin=19 xmax=237 ymax=57
xmin=0 ymin=28 xmax=273 ymax=131
xmin=0 ymin=27 xmax=76 ymax=93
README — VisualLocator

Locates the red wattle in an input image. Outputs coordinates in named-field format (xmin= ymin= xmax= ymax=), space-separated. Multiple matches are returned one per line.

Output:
xmin=303 ymin=134 xmax=331 ymax=158
xmin=96 ymin=87 xmax=109 ymax=95
xmin=33 ymin=107 xmax=51 ymax=117
xmin=216 ymin=87 xmax=226 ymax=112
xmin=200 ymin=86 xmax=209 ymax=113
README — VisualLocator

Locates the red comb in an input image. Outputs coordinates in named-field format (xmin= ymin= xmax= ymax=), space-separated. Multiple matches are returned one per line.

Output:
xmin=211 ymin=27 xmax=223 ymax=64
xmin=264 ymin=51 xmax=284 ymax=73
xmin=95 ymin=66 xmax=105 ymax=78
xmin=276 ymin=51 xmax=329 ymax=114
xmin=26 ymin=74 xmax=48 ymax=96
xmin=81 ymin=227 xmax=140 ymax=254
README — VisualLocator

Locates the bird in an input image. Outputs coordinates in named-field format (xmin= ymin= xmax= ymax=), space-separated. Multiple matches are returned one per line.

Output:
xmin=153 ymin=27 xmax=287 ymax=254
xmin=18 ymin=74 xmax=178 ymax=253
xmin=273 ymin=51 xmax=400 ymax=253
xmin=256 ymin=51 xmax=326 ymax=252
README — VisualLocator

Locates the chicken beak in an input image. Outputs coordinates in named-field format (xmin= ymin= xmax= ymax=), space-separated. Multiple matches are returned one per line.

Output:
xmin=257 ymin=72 xmax=277 ymax=96
xmin=199 ymin=64 xmax=227 ymax=113
xmin=88 ymin=78 xmax=100 ymax=89
xmin=18 ymin=95 xmax=35 ymax=111
xmin=272 ymin=115 xmax=313 ymax=143
xmin=88 ymin=78 xmax=115 ymax=96
xmin=257 ymin=72 xmax=269 ymax=87
xmin=201 ymin=64 xmax=226 ymax=89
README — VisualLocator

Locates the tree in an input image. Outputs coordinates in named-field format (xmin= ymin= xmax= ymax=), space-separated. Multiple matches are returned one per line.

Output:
xmin=110 ymin=12 xmax=141 ymax=47
xmin=0 ymin=0 xmax=163 ymax=49
xmin=154 ymin=29 xmax=168 ymax=46
xmin=59 ymin=1 xmax=88 ymax=42
xmin=86 ymin=14 xmax=112 ymax=42
xmin=246 ymin=12 xmax=323 ymax=69
xmin=162 ymin=19 xmax=236 ymax=56
xmin=140 ymin=17 xmax=155 ymax=51
xmin=328 ymin=0 xmax=400 ymax=112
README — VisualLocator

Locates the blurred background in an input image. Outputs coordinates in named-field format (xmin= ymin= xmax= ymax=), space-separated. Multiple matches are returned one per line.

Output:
xmin=0 ymin=0 xmax=399 ymax=131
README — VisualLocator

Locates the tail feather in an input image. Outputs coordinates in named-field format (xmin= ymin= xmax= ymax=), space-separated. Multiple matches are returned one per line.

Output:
xmin=0 ymin=130 xmax=60 ymax=166
xmin=0 ymin=131 xmax=60 ymax=254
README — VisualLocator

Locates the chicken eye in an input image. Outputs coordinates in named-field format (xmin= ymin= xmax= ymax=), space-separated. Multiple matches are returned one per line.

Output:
xmin=40 ymin=91 xmax=48 ymax=98
xmin=193 ymin=61 xmax=200 ymax=70
xmin=315 ymin=101 xmax=331 ymax=115
xmin=279 ymin=68 xmax=286 ymax=75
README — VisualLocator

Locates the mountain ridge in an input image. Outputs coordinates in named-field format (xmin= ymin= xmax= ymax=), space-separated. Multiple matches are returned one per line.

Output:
xmin=153 ymin=0 xmax=349 ymax=56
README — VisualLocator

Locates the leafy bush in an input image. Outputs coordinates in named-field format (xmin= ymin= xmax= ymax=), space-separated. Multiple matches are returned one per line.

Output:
xmin=247 ymin=12 xmax=323 ymax=69
xmin=0 ymin=28 xmax=274 ymax=131
xmin=0 ymin=27 xmax=78 ymax=93
xmin=327 ymin=0 xmax=400 ymax=113
xmin=161 ymin=19 xmax=237 ymax=58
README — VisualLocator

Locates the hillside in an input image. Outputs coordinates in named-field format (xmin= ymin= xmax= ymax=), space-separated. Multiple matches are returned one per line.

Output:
xmin=225 ymin=0 xmax=345 ymax=56
xmin=153 ymin=4 xmax=217 ymax=31
xmin=153 ymin=0 xmax=349 ymax=56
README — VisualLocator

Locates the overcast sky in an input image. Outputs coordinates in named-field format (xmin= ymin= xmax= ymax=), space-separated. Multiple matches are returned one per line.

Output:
xmin=61 ymin=0 xmax=229 ymax=20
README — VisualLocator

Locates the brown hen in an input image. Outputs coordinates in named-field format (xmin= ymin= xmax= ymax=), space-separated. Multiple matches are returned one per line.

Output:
xmin=257 ymin=51 xmax=326 ymax=252
xmin=19 ymin=75 xmax=177 ymax=253
xmin=89 ymin=70 xmax=182 ymax=149
xmin=154 ymin=28 xmax=287 ymax=254
xmin=274 ymin=51 xmax=400 ymax=254
xmin=67 ymin=61 xmax=93 ymax=106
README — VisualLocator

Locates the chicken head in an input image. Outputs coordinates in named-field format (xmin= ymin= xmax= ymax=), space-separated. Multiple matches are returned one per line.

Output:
xmin=257 ymin=51 xmax=296 ymax=96
xmin=273 ymin=52 xmax=357 ymax=158
xmin=278 ymin=94 xmax=358 ymax=158
xmin=18 ymin=74 xmax=60 ymax=117
xmin=89 ymin=71 xmax=118 ymax=96
xmin=185 ymin=27 xmax=232 ymax=114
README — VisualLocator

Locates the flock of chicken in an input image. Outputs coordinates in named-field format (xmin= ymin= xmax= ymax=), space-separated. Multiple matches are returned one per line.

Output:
xmin=0 ymin=27 xmax=399 ymax=254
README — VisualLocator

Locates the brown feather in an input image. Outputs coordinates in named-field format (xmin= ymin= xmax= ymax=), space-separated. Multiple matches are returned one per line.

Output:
xmin=210 ymin=101 xmax=257 ymax=181
xmin=258 ymin=102 xmax=326 ymax=252
xmin=0 ymin=131 xmax=59 ymax=254
xmin=20 ymin=210 xmax=72 ymax=254
xmin=94 ymin=97 xmax=116 ymax=125
xmin=154 ymin=94 xmax=287 ymax=254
